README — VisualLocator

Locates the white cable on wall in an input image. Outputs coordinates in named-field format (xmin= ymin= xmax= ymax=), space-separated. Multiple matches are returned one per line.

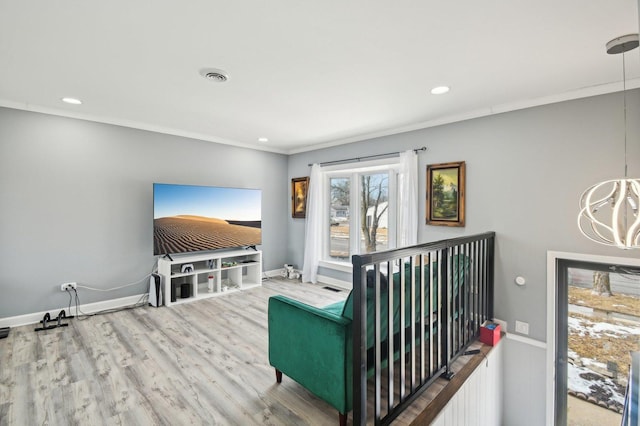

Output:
xmin=76 ymin=262 xmax=157 ymax=292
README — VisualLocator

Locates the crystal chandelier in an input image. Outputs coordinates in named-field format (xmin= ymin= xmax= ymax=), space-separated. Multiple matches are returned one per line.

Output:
xmin=578 ymin=34 xmax=640 ymax=249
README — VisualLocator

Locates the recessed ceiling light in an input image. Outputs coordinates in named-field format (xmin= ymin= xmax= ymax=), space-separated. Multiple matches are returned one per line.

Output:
xmin=430 ymin=86 xmax=450 ymax=95
xmin=199 ymin=68 xmax=229 ymax=83
xmin=61 ymin=97 xmax=82 ymax=105
xmin=258 ymin=137 xmax=269 ymax=143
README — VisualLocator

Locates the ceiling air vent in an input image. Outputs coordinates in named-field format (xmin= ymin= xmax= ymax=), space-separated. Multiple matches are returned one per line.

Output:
xmin=199 ymin=68 xmax=229 ymax=83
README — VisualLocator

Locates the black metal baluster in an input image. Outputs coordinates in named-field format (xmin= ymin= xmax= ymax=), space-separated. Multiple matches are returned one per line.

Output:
xmin=386 ymin=260 xmax=394 ymax=415
xmin=409 ymin=256 xmax=416 ymax=392
xmin=352 ymin=256 xmax=366 ymax=426
xmin=374 ymin=263 xmax=381 ymax=424
xmin=399 ymin=256 xmax=406 ymax=400
xmin=419 ymin=253 xmax=426 ymax=383
xmin=487 ymin=235 xmax=495 ymax=320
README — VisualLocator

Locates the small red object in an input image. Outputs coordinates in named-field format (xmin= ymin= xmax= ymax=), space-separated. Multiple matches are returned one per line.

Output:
xmin=480 ymin=322 xmax=501 ymax=346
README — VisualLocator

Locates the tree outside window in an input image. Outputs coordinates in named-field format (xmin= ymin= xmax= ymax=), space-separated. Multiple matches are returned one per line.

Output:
xmin=360 ymin=173 xmax=388 ymax=253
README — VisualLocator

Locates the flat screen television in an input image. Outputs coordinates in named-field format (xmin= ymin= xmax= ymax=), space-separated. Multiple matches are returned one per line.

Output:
xmin=153 ymin=183 xmax=262 ymax=256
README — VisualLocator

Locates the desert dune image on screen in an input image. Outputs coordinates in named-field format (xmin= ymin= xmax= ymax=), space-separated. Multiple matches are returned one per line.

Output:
xmin=153 ymin=184 xmax=261 ymax=255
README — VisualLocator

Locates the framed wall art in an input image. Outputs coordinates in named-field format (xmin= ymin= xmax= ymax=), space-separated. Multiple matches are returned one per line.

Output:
xmin=426 ymin=161 xmax=465 ymax=226
xmin=291 ymin=177 xmax=309 ymax=218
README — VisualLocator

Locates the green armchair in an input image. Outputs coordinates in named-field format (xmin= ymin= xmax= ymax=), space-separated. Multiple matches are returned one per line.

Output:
xmin=268 ymin=259 xmax=467 ymax=425
xmin=268 ymin=295 xmax=353 ymax=425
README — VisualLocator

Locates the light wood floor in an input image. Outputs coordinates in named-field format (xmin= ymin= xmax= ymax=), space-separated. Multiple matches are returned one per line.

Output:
xmin=0 ymin=278 xmax=485 ymax=426
xmin=0 ymin=278 xmax=350 ymax=426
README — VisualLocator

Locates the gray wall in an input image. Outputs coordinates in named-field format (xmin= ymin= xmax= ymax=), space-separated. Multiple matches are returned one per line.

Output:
xmin=288 ymin=89 xmax=640 ymax=424
xmin=0 ymin=107 xmax=288 ymax=317
xmin=288 ymin=89 xmax=640 ymax=339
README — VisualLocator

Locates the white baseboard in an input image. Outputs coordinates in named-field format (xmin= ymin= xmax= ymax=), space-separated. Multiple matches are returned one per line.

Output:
xmin=317 ymin=274 xmax=352 ymax=290
xmin=0 ymin=294 xmax=147 ymax=328
xmin=263 ymin=268 xmax=284 ymax=278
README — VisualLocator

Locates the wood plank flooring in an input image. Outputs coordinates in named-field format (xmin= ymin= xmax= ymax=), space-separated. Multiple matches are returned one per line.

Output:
xmin=0 ymin=279 xmax=348 ymax=426
xmin=0 ymin=278 xmax=487 ymax=425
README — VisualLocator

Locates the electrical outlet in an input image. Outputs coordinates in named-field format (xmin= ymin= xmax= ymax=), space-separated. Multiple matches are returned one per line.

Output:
xmin=493 ymin=318 xmax=507 ymax=332
xmin=515 ymin=320 xmax=529 ymax=335
xmin=60 ymin=282 xmax=77 ymax=291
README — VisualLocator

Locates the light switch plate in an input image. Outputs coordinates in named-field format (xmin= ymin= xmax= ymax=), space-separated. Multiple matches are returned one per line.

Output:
xmin=515 ymin=320 xmax=529 ymax=335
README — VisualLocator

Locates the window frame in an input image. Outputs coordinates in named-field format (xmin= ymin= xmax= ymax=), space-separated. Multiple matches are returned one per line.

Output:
xmin=546 ymin=251 xmax=640 ymax=425
xmin=321 ymin=158 xmax=399 ymax=266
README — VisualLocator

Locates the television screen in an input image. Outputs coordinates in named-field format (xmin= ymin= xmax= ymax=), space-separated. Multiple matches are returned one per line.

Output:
xmin=153 ymin=183 xmax=262 ymax=256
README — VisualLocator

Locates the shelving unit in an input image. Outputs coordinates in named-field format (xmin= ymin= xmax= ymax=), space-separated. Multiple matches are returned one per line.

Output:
xmin=157 ymin=249 xmax=262 ymax=306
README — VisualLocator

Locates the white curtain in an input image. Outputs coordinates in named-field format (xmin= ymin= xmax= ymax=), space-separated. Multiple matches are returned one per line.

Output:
xmin=398 ymin=150 xmax=418 ymax=247
xmin=302 ymin=164 xmax=323 ymax=283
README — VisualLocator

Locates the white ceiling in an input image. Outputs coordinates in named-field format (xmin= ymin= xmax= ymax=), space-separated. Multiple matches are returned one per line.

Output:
xmin=1 ymin=1 xmax=639 ymax=154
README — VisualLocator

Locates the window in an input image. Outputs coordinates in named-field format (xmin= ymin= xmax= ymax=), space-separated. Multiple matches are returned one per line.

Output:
xmin=552 ymin=255 xmax=640 ymax=425
xmin=324 ymin=161 xmax=398 ymax=263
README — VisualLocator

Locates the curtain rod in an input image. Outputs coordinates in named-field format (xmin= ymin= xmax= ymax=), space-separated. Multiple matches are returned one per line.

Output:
xmin=308 ymin=146 xmax=427 ymax=167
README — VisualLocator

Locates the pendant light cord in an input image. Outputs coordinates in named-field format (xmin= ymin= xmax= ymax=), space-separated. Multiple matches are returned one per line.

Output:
xmin=622 ymin=50 xmax=628 ymax=178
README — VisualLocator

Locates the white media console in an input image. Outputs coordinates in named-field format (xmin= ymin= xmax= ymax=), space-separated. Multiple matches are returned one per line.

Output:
xmin=157 ymin=249 xmax=262 ymax=307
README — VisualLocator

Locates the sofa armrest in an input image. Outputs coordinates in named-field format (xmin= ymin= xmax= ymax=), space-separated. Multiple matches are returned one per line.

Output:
xmin=268 ymin=295 xmax=352 ymax=414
